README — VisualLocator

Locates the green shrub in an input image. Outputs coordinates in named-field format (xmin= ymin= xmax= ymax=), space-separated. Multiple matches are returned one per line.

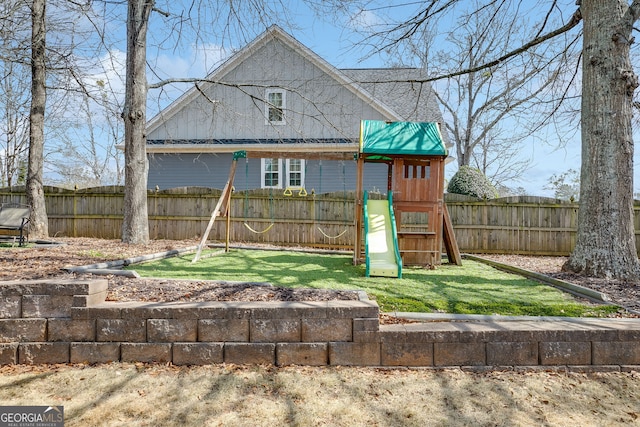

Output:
xmin=447 ymin=166 xmax=498 ymax=199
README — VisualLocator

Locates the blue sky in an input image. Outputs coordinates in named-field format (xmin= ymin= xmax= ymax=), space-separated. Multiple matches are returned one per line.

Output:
xmin=88 ymin=0 xmax=635 ymax=197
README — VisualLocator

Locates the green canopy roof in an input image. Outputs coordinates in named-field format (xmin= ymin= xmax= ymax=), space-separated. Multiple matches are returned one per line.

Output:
xmin=359 ymin=120 xmax=447 ymax=157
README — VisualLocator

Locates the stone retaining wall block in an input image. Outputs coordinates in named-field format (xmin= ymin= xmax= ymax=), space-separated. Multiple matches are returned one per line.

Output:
xmin=173 ymin=343 xmax=224 ymax=365
xmin=48 ymin=319 xmax=96 ymax=342
xmin=0 ymin=319 xmax=46 ymax=343
xmin=251 ymin=319 xmax=301 ymax=343
xmin=487 ymin=342 xmax=538 ymax=366
xmin=381 ymin=342 xmax=434 ymax=366
xmin=121 ymin=343 xmax=172 ymax=363
xmin=198 ymin=319 xmax=249 ymax=342
xmin=592 ymin=341 xmax=640 ymax=365
xmin=434 ymin=342 xmax=486 ymax=366
xmin=147 ymin=319 xmax=197 ymax=342
xmin=0 ymin=296 xmax=21 ymax=319
xmin=224 ymin=343 xmax=275 ymax=364
xmin=276 ymin=343 xmax=328 ymax=366
xmin=19 ymin=342 xmax=70 ymax=364
xmin=539 ymin=341 xmax=591 ymax=365
xmin=97 ymin=318 xmax=146 ymax=342
xmin=0 ymin=343 xmax=18 ymax=364
xmin=329 ymin=342 xmax=380 ymax=366
xmin=70 ymin=342 xmax=120 ymax=364
xmin=22 ymin=295 xmax=74 ymax=318
xmin=301 ymin=318 xmax=352 ymax=342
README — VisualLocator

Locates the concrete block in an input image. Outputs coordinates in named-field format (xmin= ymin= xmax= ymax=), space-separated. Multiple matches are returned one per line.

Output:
xmin=48 ymin=319 xmax=95 ymax=342
xmin=250 ymin=302 xmax=328 ymax=319
xmin=71 ymin=306 xmax=123 ymax=320
xmin=123 ymin=305 xmax=180 ymax=319
xmin=353 ymin=331 xmax=381 ymax=343
xmin=39 ymin=279 xmax=107 ymax=296
xmin=593 ymin=341 xmax=640 ymax=365
xmin=96 ymin=319 xmax=146 ymax=342
xmin=276 ymin=343 xmax=328 ymax=366
xmin=487 ymin=342 xmax=538 ymax=366
xmin=121 ymin=343 xmax=172 ymax=363
xmin=70 ymin=343 xmax=120 ymax=364
xmin=73 ymin=290 xmax=107 ymax=307
xmin=0 ymin=296 xmax=21 ymax=318
xmin=147 ymin=319 xmax=197 ymax=342
xmin=434 ymin=342 xmax=486 ymax=367
xmin=0 ymin=281 xmax=28 ymax=296
xmin=251 ymin=319 xmax=301 ymax=343
xmin=353 ymin=318 xmax=379 ymax=332
xmin=224 ymin=343 xmax=275 ymax=364
xmin=198 ymin=319 xmax=249 ymax=342
xmin=326 ymin=301 xmax=379 ymax=319
xmin=539 ymin=341 xmax=591 ymax=365
xmin=301 ymin=318 xmax=352 ymax=342
xmin=0 ymin=319 xmax=46 ymax=343
xmin=19 ymin=342 xmax=70 ymax=364
xmin=173 ymin=343 xmax=224 ymax=365
xmin=0 ymin=343 xmax=18 ymax=364
xmin=381 ymin=342 xmax=433 ymax=366
xmin=329 ymin=342 xmax=380 ymax=366
xmin=22 ymin=295 xmax=74 ymax=318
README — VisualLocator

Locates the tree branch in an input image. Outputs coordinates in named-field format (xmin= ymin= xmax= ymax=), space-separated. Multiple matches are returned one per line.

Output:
xmin=375 ymin=7 xmax=583 ymax=84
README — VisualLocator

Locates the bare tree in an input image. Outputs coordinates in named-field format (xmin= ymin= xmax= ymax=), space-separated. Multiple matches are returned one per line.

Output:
xmin=26 ymin=0 xmax=48 ymax=238
xmin=121 ymin=0 xmax=152 ymax=244
xmin=563 ymin=0 xmax=640 ymax=280
xmin=47 ymin=86 xmax=124 ymax=188
xmin=0 ymin=0 xmax=30 ymax=188
xmin=356 ymin=1 xmax=579 ymax=189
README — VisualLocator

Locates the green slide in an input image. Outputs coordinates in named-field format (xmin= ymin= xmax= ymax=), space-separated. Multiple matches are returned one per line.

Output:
xmin=364 ymin=191 xmax=402 ymax=278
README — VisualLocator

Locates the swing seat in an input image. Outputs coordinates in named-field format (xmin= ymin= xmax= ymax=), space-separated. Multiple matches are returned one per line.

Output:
xmin=244 ymin=222 xmax=275 ymax=234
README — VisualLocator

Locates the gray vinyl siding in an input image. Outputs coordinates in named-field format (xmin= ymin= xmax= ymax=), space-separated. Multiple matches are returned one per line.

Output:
xmin=148 ymin=153 xmax=389 ymax=193
xmin=147 ymin=37 xmax=388 ymax=143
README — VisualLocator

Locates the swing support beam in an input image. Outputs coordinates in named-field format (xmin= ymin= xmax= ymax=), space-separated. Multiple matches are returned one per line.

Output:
xmin=191 ymin=154 xmax=240 ymax=263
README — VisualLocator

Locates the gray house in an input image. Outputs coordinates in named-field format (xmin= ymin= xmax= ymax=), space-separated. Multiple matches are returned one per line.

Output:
xmin=146 ymin=25 xmax=449 ymax=193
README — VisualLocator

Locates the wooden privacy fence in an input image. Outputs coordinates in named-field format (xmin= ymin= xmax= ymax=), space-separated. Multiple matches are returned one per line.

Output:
xmin=3 ymin=185 xmax=640 ymax=256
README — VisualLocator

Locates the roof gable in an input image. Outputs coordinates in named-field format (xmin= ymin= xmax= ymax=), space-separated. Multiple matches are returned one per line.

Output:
xmin=146 ymin=25 xmax=404 ymax=135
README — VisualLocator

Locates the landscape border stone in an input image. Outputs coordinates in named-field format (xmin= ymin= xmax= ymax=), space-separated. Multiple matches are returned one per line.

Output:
xmin=0 ymin=279 xmax=639 ymax=369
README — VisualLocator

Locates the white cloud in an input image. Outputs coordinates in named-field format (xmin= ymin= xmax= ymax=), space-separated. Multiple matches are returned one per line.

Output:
xmin=349 ymin=9 xmax=383 ymax=31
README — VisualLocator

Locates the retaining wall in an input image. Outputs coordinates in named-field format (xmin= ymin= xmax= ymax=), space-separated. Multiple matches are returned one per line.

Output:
xmin=1 ymin=279 xmax=640 ymax=370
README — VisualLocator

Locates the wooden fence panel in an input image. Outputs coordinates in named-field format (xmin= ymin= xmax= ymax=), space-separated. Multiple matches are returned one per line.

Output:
xmin=3 ymin=186 xmax=640 ymax=256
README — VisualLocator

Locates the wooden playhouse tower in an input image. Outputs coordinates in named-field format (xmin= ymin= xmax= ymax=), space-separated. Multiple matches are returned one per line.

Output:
xmin=354 ymin=120 xmax=461 ymax=267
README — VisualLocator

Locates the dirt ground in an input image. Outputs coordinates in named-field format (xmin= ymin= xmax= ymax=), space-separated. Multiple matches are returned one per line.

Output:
xmin=0 ymin=363 xmax=638 ymax=426
xmin=2 ymin=238 xmax=640 ymax=426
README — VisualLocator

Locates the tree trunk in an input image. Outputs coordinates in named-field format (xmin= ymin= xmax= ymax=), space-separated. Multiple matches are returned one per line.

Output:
xmin=564 ymin=0 xmax=640 ymax=280
xmin=26 ymin=0 xmax=48 ymax=239
xmin=121 ymin=0 xmax=152 ymax=244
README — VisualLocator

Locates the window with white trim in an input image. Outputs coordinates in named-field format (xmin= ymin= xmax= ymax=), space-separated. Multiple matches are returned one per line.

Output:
xmin=261 ymin=158 xmax=282 ymax=188
xmin=286 ymin=159 xmax=305 ymax=188
xmin=265 ymin=88 xmax=285 ymax=125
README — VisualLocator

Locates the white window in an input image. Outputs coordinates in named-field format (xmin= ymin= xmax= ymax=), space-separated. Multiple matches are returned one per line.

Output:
xmin=265 ymin=88 xmax=285 ymax=125
xmin=286 ymin=159 xmax=305 ymax=188
xmin=261 ymin=158 xmax=282 ymax=189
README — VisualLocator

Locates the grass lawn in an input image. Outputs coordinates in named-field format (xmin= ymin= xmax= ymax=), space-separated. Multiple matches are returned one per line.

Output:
xmin=127 ymin=249 xmax=618 ymax=317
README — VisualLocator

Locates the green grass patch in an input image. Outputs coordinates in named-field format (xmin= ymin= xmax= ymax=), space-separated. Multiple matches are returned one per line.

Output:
xmin=128 ymin=249 xmax=617 ymax=317
xmin=0 ymin=242 xmax=33 ymax=248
